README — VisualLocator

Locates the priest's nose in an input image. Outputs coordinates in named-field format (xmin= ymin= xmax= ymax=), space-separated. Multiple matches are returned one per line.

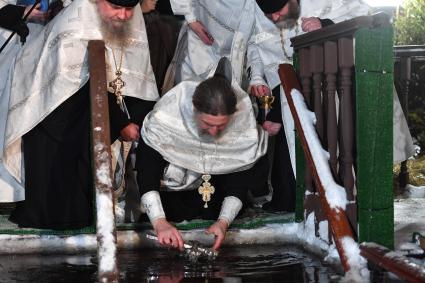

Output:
xmin=117 ymin=8 xmax=133 ymax=21
xmin=208 ymin=127 xmax=219 ymax=137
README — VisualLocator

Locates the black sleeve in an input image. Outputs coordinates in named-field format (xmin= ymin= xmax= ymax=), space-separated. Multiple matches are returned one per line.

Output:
xmin=0 ymin=5 xmax=25 ymax=30
xmin=108 ymin=95 xmax=156 ymax=140
xmin=319 ymin=18 xmax=334 ymax=27
xmin=108 ymin=92 xmax=130 ymax=140
xmin=125 ymin=96 xmax=156 ymax=126
xmin=265 ymin=85 xmax=283 ymax=123
xmin=214 ymin=155 xmax=269 ymax=203
xmin=135 ymin=136 xmax=166 ymax=196
xmin=0 ymin=5 xmax=28 ymax=40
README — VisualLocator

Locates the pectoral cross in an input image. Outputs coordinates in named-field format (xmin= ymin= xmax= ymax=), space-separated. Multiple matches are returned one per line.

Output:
xmin=109 ymin=70 xmax=126 ymax=106
xmin=198 ymin=174 xmax=215 ymax=208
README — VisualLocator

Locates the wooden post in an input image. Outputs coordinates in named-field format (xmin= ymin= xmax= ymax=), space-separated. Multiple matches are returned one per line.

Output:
xmin=338 ymin=37 xmax=357 ymax=234
xmin=88 ymin=40 xmax=119 ymax=283
xmin=324 ymin=41 xmax=338 ymax=180
xmin=355 ymin=26 xmax=394 ymax=249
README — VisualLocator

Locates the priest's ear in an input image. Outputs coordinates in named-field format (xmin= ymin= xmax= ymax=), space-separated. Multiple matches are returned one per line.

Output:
xmin=213 ymin=57 xmax=232 ymax=83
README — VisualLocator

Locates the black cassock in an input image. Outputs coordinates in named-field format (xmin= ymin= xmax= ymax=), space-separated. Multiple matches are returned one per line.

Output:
xmin=9 ymin=82 xmax=155 ymax=229
xmin=136 ymin=133 xmax=269 ymax=222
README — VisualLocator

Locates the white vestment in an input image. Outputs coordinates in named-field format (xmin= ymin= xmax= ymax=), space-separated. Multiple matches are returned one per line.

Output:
xmin=141 ymin=78 xmax=268 ymax=191
xmin=0 ymin=0 xmax=158 ymax=202
xmin=168 ymin=0 xmax=284 ymax=90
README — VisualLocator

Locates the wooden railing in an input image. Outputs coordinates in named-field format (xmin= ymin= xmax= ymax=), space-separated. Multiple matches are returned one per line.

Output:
xmin=360 ymin=242 xmax=425 ymax=283
xmin=290 ymin=13 xmax=394 ymax=249
xmin=279 ymin=64 xmax=355 ymax=272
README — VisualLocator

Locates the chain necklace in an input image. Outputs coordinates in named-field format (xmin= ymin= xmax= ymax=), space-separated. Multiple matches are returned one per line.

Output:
xmin=109 ymin=46 xmax=125 ymax=107
xmin=279 ymin=25 xmax=299 ymax=62
xmin=198 ymin=140 xmax=218 ymax=208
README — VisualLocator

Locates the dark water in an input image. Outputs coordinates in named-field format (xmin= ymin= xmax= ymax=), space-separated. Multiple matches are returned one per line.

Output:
xmin=0 ymin=245 xmax=342 ymax=282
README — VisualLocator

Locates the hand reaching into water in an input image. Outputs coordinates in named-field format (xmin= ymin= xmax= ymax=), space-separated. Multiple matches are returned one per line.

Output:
xmin=153 ymin=218 xmax=185 ymax=251
xmin=206 ymin=219 xmax=228 ymax=251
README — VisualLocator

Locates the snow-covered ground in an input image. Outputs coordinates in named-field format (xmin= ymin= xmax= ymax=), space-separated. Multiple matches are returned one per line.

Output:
xmin=395 ymin=185 xmax=425 ymax=251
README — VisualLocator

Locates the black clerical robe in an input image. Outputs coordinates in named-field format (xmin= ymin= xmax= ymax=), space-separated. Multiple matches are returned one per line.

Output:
xmin=9 ymin=82 xmax=155 ymax=229
xmin=143 ymin=11 xmax=178 ymax=94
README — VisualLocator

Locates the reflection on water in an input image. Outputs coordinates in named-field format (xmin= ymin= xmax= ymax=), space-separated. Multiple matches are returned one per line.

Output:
xmin=0 ymin=245 xmax=342 ymax=282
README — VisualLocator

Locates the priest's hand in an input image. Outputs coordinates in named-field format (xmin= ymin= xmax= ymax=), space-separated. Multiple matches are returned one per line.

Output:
xmin=262 ymin=121 xmax=282 ymax=136
xmin=301 ymin=17 xmax=322 ymax=32
xmin=250 ymin=85 xmax=270 ymax=97
xmin=206 ymin=219 xmax=228 ymax=251
xmin=25 ymin=4 xmax=49 ymax=24
xmin=189 ymin=21 xmax=214 ymax=45
xmin=153 ymin=218 xmax=185 ymax=251
xmin=120 ymin=123 xmax=140 ymax=142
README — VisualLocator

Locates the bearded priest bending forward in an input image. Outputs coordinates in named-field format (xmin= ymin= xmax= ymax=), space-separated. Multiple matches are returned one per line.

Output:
xmin=137 ymin=65 xmax=273 ymax=251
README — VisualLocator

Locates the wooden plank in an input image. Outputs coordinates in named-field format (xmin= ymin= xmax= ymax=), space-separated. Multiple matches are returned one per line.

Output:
xmin=355 ymin=26 xmax=394 ymax=72
xmin=88 ymin=40 xmax=119 ymax=283
xmin=360 ymin=242 xmax=425 ymax=283
xmin=355 ymin=72 xmax=393 ymax=210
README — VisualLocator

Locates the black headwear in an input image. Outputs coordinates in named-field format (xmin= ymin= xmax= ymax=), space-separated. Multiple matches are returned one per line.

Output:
xmin=256 ymin=0 xmax=289 ymax=13
xmin=106 ymin=0 xmax=139 ymax=8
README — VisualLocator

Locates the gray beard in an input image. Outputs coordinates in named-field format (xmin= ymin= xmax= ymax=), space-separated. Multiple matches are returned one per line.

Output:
xmin=98 ymin=16 xmax=133 ymax=48
xmin=274 ymin=18 xmax=298 ymax=29
xmin=273 ymin=2 xmax=300 ymax=29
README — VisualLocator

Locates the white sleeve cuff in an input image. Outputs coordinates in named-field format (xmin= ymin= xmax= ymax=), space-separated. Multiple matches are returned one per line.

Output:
xmin=218 ymin=196 xmax=243 ymax=225
xmin=141 ymin=191 xmax=166 ymax=224
xmin=249 ymin=76 xmax=268 ymax=88
xmin=185 ymin=14 xmax=197 ymax=23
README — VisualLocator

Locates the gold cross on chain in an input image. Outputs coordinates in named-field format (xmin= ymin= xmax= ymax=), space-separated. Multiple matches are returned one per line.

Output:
xmin=198 ymin=174 xmax=215 ymax=208
xmin=109 ymin=71 xmax=126 ymax=106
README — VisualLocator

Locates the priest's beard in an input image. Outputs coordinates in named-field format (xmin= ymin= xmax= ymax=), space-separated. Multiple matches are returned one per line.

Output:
xmin=273 ymin=2 xmax=300 ymax=29
xmin=98 ymin=16 xmax=134 ymax=48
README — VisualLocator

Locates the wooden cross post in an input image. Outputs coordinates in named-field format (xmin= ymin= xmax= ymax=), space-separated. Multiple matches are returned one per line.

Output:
xmin=88 ymin=40 xmax=119 ymax=283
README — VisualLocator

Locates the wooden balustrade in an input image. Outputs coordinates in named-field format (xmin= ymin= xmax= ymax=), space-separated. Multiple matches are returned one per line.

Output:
xmin=290 ymin=13 xmax=394 ymax=246
xmin=279 ymin=64 xmax=355 ymax=272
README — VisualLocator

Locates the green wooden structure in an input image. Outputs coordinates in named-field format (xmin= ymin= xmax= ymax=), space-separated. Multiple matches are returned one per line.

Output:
xmin=291 ymin=14 xmax=394 ymax=248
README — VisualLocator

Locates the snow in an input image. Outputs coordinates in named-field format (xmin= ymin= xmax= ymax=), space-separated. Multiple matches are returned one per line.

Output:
xmin=94 ymin=143 xmax=113 ymax=187
xmin=404 ymin=184 xmax=425 ymax=198
xmin=340 ymin=237 xmax=370 ymax=282
xmin=96 ymin=194 xmax=117 ymax=273
xmin=318 ymin=220 xmax=329 ymax=242
xmin=291 ymin=89 xmax=347 ymax=210
xmin=394 ymin=198 xmax=425 ymax=250
xmin=93 ymin=142 xmax=117 ymax=273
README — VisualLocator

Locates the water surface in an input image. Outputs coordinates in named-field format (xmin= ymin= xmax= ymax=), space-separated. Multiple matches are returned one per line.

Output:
xmin=0 ymin=245 xmax=342 ymax=282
